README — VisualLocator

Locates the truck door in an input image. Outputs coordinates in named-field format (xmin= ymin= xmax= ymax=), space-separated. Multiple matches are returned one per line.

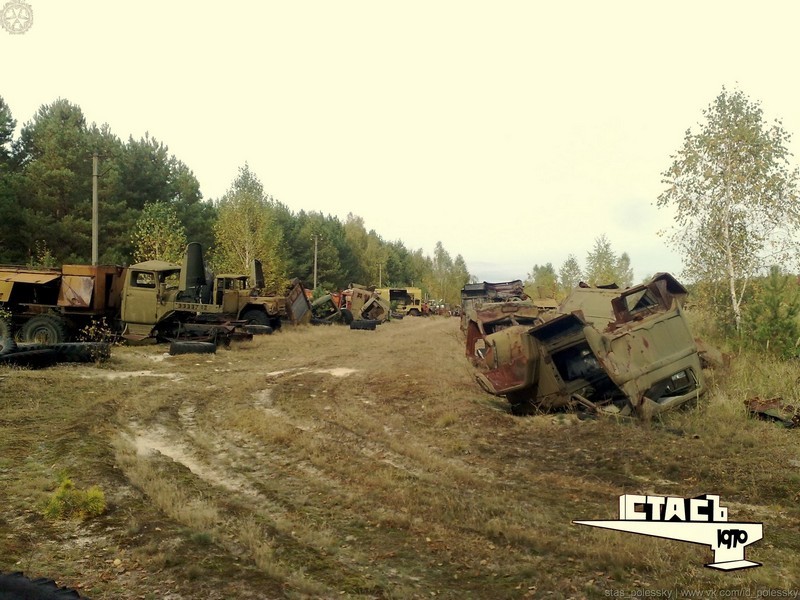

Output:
xmin=121 ymin=269 xmax=159 ymax=324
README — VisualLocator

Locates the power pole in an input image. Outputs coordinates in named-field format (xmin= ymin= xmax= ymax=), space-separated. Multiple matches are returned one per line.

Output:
xmin=312 ymin=235 xmax=320 ymax=290
xmin=378 ymin=263 xmax=382 ymax=288
xmin=92 ymin=153 xmax=99 ymax=266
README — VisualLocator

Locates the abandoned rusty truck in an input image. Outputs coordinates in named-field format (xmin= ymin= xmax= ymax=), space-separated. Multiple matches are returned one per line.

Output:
xmin=0 ymin=243 xmax=312 ymax=344
xmin=375 ymin=287 xmax=425 ymax=317
xmin=311 ymin=284 xmax=390 ymax=324
xmin=464 ymin=274 xmax=706 ymax=418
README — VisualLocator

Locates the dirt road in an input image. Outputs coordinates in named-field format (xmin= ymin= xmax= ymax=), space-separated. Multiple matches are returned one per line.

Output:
xmin=2 ymin=316 xmax=797 ymax=598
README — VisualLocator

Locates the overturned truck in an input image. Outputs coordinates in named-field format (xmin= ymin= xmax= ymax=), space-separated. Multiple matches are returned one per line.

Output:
xmin=466 ymin=274 xmax=706 ymax=418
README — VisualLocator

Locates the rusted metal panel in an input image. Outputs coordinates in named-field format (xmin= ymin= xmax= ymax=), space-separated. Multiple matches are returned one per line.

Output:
xmin=0 ymin=280 xmax=12 ymax=302
xmin=0 ymin=271 xmax=60 ymax=284
xmin=285 ymin=279 xmax=312 ymax=324
xmin=477 ymin=325 xmax=539 ymax=394
xmin=58 ymin=275 xmax=95 ymax=307
xmin=745 ymin=397 xmax=800 ymax=428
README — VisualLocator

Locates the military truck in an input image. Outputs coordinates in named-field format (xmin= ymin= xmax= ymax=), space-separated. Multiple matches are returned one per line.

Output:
xmin=375 ymin=287 xmax=425 ymax=316
xmin=0 ymin=243 xmax=312 ymax=343
xmin=121 ymin=245 xmax=310 ymax=341
xmin=468 ymin=273 xmax=706 ymax=419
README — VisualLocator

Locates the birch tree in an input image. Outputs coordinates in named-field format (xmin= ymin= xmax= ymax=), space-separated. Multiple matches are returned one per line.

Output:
xmin=657 ymin=87 xmax=800 ymax=331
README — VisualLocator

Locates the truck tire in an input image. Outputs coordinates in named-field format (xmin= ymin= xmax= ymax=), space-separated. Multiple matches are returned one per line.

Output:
xmin=244 ymin=325 xmax=273 ymax=335
xmin=52 ymin=342 xmax=111 ymax=363
xmin=0 ymin=349 xmax=60 ymax=369
xmin=242 ymin=309 xmax=270 ymax=326
xmin=350 ymin=320 xmax=378 ymax=331
xmin=0 ymin=337 xmax=16 ymax=355
xmin=339 ymin=308 xmax=354 ymax=325
xmin=0 ymin=318 xmax=11 ymax=340
xmin=168 ymin=341 xmax=217 ymax=356
xmin=408 ymin=309 xmax=421 ymax=317
xmin=21 ymin=314 xmax=68 ymax=344
xmin=0 ymin=571 xmax=85 ymax=599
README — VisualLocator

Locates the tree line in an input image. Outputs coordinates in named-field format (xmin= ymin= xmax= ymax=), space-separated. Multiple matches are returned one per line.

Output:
xmin=524 ymin=233 xmax=634 ymax=300
xmin=0 ymin=97 xmax=471 ymax=304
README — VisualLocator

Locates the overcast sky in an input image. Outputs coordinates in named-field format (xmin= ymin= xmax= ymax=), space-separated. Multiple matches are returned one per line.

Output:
xmin=3 ymin=1 xmax=800 ymax=283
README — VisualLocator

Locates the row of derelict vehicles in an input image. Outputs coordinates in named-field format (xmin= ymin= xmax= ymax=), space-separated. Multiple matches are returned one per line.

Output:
xmin=0 ymin=243 xmax=714 ymax=419
xmin=0 ymin=243 xmax=432 ymax=362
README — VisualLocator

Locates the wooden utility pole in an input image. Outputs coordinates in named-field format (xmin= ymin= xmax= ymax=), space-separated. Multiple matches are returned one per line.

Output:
xmin=312 ymin=235 xmax=319 ymax=290
xmin=92 ymin=153 xmax=99 ymax=265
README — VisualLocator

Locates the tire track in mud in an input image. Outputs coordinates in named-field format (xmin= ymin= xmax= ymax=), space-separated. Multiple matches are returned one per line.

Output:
xmin=117 ymin=368 xmax=391 ymax=594
xmin=116 ymin=363 xmax=531 ymax=595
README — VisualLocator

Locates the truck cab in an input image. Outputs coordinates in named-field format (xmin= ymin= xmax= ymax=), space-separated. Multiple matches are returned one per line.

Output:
xmin=376 ymin=287 xmax=424 ymax=316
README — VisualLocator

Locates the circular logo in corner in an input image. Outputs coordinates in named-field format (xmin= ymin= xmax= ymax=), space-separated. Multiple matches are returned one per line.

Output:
xmin=1 ymin=0 xmax=33 ymax=34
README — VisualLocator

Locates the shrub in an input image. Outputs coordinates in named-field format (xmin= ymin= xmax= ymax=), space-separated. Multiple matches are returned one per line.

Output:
xmin=741 ymin=266 xmax=800 ymax=359
xmin=43 ymin=473 xmax=106 ymax=520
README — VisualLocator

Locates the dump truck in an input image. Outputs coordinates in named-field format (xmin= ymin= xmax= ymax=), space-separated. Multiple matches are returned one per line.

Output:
xmin=467 ymin=273 xmax=706 ymax=419
xmin=0 ymin=263 xmax=126 ymax=343
xmin=0 ymin=243 xmax=312 ymax=344
xmin=375 ymin=287 xmax=425 ymax=316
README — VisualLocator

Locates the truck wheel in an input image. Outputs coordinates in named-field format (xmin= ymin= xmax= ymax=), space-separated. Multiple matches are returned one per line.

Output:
xmin=242 ymin=309 xmax=269 ymax=326
xmin=168 ymin=341 xmax=217 ymax=355
xmin=21 ymin=315 xmax=68 ymax=344
xmin=340 ymin=308 xmax=354 ymax=325
xmin=350 ymin=320 xmax=378 ymax=331
xmin=0 ymin=349 xmax=60 ymax=369
xmin=52 ymin=342 xmax=111 ymax=363
xmin=0 ymin=571 xmax=84 ymax=598
xmin=0 ymin=318 xmax=11 ymax=340
xmin=0 ymin=337 xmax=16 ymax=355
xmin=408 ymin=309 xmax=421 ymax=317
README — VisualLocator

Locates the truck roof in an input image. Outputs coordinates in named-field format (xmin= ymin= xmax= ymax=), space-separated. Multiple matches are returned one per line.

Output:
xmin=129 ymin=260 xmax=181 ymax=272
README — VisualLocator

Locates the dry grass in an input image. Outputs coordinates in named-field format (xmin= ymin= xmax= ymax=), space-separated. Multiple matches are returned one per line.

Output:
xmin=1 ymin=316 xmax=799 ymax=598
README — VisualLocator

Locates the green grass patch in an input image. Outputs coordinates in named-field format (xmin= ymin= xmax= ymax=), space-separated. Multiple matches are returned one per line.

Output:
xmin=42 ymin=473 xmax=106 ymax=520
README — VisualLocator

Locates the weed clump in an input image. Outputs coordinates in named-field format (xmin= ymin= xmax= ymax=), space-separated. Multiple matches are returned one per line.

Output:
xmin=43 ymin=473 xmax=106 ymax=520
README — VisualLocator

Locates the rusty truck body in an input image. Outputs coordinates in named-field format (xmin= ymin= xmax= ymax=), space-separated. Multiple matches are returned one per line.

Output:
xmin=460 ymin=279 xmax=530 ymax=331
xmin=0 ymin=263 xmax=126 ymax=342
xmin=467 ymin=273 xmax=706 ymax=418
xmin=342 ymin=285 xmax=389 ymax=322
xmin=311 ymin=284 xmax=389 ymax=324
